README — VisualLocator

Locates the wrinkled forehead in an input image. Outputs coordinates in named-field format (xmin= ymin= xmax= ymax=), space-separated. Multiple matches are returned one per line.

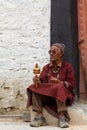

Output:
xmin=51 ymin=45 xmax=61 ymax=52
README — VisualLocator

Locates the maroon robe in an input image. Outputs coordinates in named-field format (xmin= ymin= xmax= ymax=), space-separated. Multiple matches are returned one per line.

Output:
xmin=27 ymin=61 xmax=76 ymax=118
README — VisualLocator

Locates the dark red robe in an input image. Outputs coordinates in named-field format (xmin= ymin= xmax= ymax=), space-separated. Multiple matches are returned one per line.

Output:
xmin=27 ymin=61 xmax=76 ymax=118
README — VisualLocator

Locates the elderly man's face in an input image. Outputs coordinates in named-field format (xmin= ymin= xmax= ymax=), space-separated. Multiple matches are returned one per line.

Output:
xmin=49 ymin=46 xmax=62 ymax=61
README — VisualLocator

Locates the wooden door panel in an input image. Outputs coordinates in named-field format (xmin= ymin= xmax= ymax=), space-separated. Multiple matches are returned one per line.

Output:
xmin=78 ymin=0 xmax=87 ymax=97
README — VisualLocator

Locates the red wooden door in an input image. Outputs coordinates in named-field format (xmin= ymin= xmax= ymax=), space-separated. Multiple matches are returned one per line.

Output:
xmin=78 ymin=0 xmax=87 ymax=99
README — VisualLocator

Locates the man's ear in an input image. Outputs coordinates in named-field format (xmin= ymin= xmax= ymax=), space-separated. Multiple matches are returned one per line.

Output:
xmin=60 ymin=51 xmax=64 ymax=57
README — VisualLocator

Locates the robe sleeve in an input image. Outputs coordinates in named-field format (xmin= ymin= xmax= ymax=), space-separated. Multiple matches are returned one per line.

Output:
xmin=65 ymin=63 xmax=76 ymax=91
xmin=39 ymin=64 xmax=49 ymax=83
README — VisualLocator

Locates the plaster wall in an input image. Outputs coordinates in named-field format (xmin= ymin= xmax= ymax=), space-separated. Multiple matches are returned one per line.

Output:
xmin=0 ymin=0 xmax=50 ymax=113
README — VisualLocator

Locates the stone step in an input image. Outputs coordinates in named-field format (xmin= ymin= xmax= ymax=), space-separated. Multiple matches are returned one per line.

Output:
xmin=31 ymin=102 xmax=87 ymax=126
xmin=68 ymin=102 xmax=87 ymax=125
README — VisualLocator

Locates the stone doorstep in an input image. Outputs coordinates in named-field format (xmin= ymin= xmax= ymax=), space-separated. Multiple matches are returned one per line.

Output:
xmin=31 ymin=102 xmax=87 ymax=126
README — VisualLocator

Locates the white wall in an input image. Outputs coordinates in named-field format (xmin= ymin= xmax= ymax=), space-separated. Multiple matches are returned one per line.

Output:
xmin=0 ymin=0 xmax=50 ymax=113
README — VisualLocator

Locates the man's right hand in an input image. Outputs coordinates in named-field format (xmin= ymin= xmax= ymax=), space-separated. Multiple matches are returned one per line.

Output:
xmin=33 ymin=76 xmax=41 ymax=85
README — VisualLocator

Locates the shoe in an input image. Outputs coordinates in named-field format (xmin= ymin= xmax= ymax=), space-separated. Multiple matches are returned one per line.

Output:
xmin=58 ymin=116 xmax=69 ymax=128
xmin=30 ymin=114 xmax=47 ymax=127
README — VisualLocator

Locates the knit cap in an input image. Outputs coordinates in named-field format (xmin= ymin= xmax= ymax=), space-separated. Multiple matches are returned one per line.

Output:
xmin=52 ymin=43 xmax=65 ymax=54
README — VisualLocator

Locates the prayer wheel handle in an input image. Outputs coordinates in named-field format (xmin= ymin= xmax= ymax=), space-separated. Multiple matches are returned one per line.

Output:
xmin=33 ymin=63 xmax=40 ymax=87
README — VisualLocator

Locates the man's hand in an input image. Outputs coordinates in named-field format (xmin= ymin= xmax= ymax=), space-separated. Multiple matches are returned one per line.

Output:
xmin=33 ymin=75 xmax=41 ymax=85
xmin=51 ymin=76 xmax=63 ymax=84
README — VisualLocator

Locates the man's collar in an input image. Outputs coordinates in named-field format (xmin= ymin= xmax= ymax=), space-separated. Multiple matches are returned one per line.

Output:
xmin=49 ymin=61 xmax=62 ymax=68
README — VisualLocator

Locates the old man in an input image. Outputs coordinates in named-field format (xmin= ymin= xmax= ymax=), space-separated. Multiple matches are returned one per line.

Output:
xmin=27 ymin=43 xmax=76 ymax=128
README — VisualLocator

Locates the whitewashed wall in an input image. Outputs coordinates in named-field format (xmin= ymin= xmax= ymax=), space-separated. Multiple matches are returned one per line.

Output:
xmin=0 ymin=0 xmax=50 ymax=113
